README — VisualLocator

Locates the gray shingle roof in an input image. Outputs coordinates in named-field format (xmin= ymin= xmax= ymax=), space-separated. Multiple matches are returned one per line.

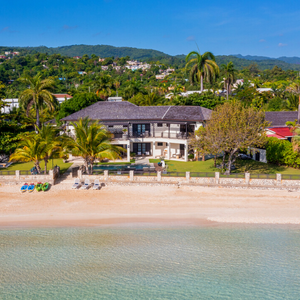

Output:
xmin=265 ymin=111 xmax=298 ymax=127
xmin=61 ymin=101 xmax=211 ymax=122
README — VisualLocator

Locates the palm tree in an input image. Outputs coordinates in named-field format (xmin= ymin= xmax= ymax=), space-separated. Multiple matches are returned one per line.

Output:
xmin=9 ymin=135 xmax=46 ymax=173
xmin=221 ymin=62 xmax=237 ymax=100
xmin=185 ymin=50 xmax=219 ymax=92
xmin=66 ymin=118 xmax=122 ymax=174
xmin=94 ymin=74 xmax=115 ymax=99
xmin=284 ymin=94 xmax=299 ymax=111
xmin=18 ymin=73 xmax=57 ymax=129
xmin=35 ymin=125 xmax=65 ymax=174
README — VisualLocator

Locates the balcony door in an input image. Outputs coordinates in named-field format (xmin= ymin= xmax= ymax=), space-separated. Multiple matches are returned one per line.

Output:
xmin=133 ymin=124 xmax=150 ymax=136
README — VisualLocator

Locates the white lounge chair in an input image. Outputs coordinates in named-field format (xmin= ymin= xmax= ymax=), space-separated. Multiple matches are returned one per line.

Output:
xmin=81 ymin=178 xmax=90 ymax=190
xmin=72 ymin=178 xmax=81 ymax=189
xmin=93 ymin=179 xmax=100 ymax=190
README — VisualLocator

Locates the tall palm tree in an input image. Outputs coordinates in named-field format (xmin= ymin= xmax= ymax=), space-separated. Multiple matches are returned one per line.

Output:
xmin=185 ymin=50 xmax=219 ymax=92
xmin=9 ymin=135 xmax=46 ymax=173
xmin=66 ymin=118 xmax=122 ymax=174
xmin=18 ymin=73 xmax=56 ymax=129
xmin=221 ymin=62 xmax=237 ymax=100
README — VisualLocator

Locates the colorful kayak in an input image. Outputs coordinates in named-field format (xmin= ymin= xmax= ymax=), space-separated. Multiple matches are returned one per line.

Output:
xmin=28 ymin=183 xmax=35 ymax=192
xmin=20 ymin=183 xmax=28 ymax=193
xmin=35 ymin=182 xmax=43 ymax=192
xmin=42 ymin=182 xmax=49 ymax=191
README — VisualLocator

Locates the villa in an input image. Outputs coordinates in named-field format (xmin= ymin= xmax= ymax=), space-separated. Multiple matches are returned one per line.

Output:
xmin=61 ymin=101 xmax=212 ymax=162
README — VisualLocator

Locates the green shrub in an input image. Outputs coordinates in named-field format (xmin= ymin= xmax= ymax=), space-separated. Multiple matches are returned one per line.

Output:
xmin=188 ymin=154 xmax=194 ymax=159
xmin=266 ymin=137 xmax=300 ymax=168
xmin=130 ymin=152 xmax=136 ymax=157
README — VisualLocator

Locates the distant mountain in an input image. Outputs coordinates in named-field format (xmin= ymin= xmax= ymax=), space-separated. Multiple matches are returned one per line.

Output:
xmin=0 ymin=44 xmax=171 ymax=61
xmin=1 ymin=44 xmax=300 ymax=70
xmin=233 ymin=54 xmax=300 ymax=65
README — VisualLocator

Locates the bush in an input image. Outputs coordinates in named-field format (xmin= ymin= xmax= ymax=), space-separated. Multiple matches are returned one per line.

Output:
xmin=130 ymin=152 xmax=136 ymax=157
xmin=266 ymin=137 xmax=300 ymax=168
xmin=188 ymin=154 xmax=194 ymax=159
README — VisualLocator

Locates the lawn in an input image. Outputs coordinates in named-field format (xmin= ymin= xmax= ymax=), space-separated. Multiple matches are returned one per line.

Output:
xmin=149 ymin=158 xmax=300 ymax=175
xmin=6 ymin=159 xmax=73 ymax=174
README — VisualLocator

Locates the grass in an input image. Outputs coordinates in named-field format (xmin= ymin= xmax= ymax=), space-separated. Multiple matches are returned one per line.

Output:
xmin=6 ymin=159 xmax=73 ymax=174
xmin=149 ymin=158 xmax=300 ymax=175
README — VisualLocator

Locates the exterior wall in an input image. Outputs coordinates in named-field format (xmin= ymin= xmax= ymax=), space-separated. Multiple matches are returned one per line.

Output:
xmin=249 ymin=148 xmax=267 ymax=163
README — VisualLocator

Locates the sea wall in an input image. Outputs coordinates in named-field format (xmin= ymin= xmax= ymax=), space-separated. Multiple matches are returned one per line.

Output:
xmin=76 ymin=171 xmax=300 ymax=190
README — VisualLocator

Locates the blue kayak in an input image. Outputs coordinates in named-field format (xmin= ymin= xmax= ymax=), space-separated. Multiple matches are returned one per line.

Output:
xmin=21 ymin=183 xmax=28 ymax=193
xmin=27 ymin=183 xmax=35 ymax=192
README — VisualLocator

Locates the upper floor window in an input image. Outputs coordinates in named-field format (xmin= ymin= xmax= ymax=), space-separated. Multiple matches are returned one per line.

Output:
xmin=157 ymin=123 xmax=163 ymax=127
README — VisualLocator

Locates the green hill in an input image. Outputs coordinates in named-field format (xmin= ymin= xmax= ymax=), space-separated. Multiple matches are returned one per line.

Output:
xmin=1 ymin=44 xmax=300 ymax=70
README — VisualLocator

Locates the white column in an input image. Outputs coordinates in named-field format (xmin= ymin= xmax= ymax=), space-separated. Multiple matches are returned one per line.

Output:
xmin=276 ymin=173 xmax=281 ymax=185
xmin=153 ymin=142 xmax=156 ymax=158
xmin=215 ymin=172 xmax=220 ymax=184
xmin=127 ymin=141 xmax=130 ymax=162
xmin=15 ymin=170 xmax=20 ymax=180
xmin=245 ymin=172 xmax=250 ymax=185
xmin=186 ymin=172 xmax=190 ymax=183
xmin=157 ymin=171 xmax=161 ymax=182
xmin=129 ymin=170 xmax=134 ymax=181
xmin=184 ymin=142 xmax=188 ymax=162
xmin=167 ymin=143 xmax=170 ymax=160
xmin=104 ymin=170 xmax=109 ymax=181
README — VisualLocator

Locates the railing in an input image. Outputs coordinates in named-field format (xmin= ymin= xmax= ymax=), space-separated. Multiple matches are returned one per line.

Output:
xmin=0 ymin=170 xmax=15 ymax=175
xmin=162 ymin=172 xmax=186 ymax=177
xmin=220 ymin=173 xmax=246 ymax=178
xmin=249 ymin=173 xmax=277 ymax=179
xmin=282 ymin=174 xmax=300 ymax=180
xmin=190 ymin=172 xmax=215 ymax=178
xmin=92 ymin=170 xmax=105 ymax=175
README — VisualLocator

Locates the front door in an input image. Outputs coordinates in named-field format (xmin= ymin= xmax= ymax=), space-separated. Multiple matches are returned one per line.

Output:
xmin=133 ymin=143 xmax=151 ymax=155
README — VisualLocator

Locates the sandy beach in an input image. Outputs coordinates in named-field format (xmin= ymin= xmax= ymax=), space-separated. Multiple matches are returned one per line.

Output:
xmin=1 ymin=184 xmax=300 ymax=227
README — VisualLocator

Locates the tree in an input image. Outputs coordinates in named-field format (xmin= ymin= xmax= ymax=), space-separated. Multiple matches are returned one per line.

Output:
xmin=34 ymin=124 xmax=64 ymax=174
xmin=18 ymin=73 xmax=57 ymax=129
xmin=56 ymin=92 xmax=100 ymax=122
xmin=202 ymin=102 xmax=269 ymax=174
xmin=94 ymin=74 xmax=115 ymax=99
xmin=190 ymin=126 xmax=223 ymax=167
xmin=66 ymin=118 xmax=122 ymax=174
xmin=185 ymin=50 xmax=219 ymax=92
xmin=284 ymin=93 xmax=299 ymax=111
xmin=221 ymin=62 xmax=236 ymax=100
xmin=9 ymin=134 xmax=46 ymax=173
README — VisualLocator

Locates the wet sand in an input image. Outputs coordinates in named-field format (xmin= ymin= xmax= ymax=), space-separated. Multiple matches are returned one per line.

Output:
xmin=1 ymin=184 xmax=300 ymax=227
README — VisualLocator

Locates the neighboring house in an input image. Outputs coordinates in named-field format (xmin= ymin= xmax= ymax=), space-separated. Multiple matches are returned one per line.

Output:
xmin=54 ymin=94 xmax=72 ymax=105
xmin=265 ymin=111 xmax=297 ymax=141
xmin=1 ymin=94 xmax=72 ymax=113
xmin=1 ymin=99 xmax=19 ymax=113
xmin=61 ymin=101 xmax=212 ymax=162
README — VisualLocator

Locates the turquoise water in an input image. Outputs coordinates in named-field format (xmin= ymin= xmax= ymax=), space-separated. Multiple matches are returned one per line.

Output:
xmin=1 ymin=225 xmax=300 ymax=299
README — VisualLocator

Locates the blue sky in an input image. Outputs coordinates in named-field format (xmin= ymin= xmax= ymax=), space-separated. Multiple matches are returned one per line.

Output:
xmin=1 ymin=0 xmax=300 ymax=57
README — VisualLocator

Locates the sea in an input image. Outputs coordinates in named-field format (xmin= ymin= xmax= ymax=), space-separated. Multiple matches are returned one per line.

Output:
xmin=1 ymin=224 xmax=300 ymax=299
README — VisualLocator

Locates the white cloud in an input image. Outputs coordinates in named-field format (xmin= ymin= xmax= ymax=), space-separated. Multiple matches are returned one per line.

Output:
xmin=186 ymin=35 xmax=195 ymax=41
xmin=278 ymin=43 xmax=287 ymax=47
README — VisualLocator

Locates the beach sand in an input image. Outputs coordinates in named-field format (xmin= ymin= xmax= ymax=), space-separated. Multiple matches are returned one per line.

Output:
xmin=1 ymin=184 xmax=300 ymax=227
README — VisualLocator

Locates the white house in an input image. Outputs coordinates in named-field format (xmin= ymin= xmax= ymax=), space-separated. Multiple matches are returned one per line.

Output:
xmin=61 ymin=101 xmax=211 ymax=162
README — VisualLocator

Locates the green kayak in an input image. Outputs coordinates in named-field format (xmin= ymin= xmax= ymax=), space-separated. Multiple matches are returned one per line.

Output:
xmin=42 ymin=182 xmax=49 ymax=191
xmin=35 ymin=183 xmax=43 ymax=192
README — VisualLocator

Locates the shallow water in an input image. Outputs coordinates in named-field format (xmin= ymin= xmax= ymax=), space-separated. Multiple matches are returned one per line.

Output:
xmin=1 ymin=225 xmax=300 ymax=299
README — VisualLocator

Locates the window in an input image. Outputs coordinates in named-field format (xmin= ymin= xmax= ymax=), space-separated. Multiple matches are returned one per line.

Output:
xmin=108 ymin=125 xmax=114 ymax=128
xmin=157 ymin=123 xmax=163 ymax=127
xmin=157 ymin=142 xmax=163 ymax=146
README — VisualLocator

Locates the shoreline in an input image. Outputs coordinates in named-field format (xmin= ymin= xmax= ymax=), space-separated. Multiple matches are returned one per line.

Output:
xmin=1 ymin=184 xmax=300 ymax=228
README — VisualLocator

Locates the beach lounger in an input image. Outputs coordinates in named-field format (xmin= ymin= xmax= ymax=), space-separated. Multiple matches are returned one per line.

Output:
xmin=72 ymin=178 xmax=81 ymax=189
xmin=81 ymin=179 xmax=90 ymax=190
xmin=93 ymin=179 xmax=100 ymax=190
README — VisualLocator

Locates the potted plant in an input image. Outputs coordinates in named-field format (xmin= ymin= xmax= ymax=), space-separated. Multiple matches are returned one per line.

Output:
xmin=122 ymin=128 xmax=128 ymax=139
